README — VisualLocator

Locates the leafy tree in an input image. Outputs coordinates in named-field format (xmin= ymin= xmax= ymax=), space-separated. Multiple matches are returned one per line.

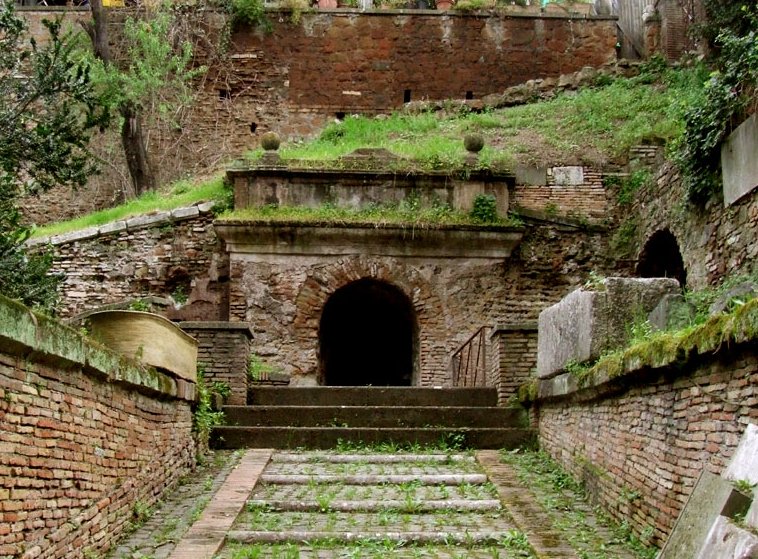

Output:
xmin=0 ymin=3 xmax=107 ymax=310
xmin=83 ymin=1 xmax=202 ymax=197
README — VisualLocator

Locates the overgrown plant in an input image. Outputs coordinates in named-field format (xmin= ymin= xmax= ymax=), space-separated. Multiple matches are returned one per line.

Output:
xmin=0 ymin=3 xmax=108 ymax=311
xmin=675 ymin=6 xmax=757 ymax=204
xmin=193 ymin=370 xmax=225 ymax=450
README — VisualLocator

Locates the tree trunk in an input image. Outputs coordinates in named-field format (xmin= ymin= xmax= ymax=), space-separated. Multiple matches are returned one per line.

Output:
xmin=88 ymin=0 xmax=156 ymax=198
xmin=121 ymin=104 xmax=155 ymax=197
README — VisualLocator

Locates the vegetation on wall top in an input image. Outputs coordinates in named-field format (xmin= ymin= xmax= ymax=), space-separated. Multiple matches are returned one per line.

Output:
xmin=675 ymin=3 xmax=757 ymax=203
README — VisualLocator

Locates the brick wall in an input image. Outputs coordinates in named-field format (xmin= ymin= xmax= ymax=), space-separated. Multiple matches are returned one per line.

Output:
xmin=226 ymin=220 xmax=615 ymax=386
xmin=0 ymin=296 xmax=196 ymax=559
xmin=488 ymin=324 xmax=537 ymax=404
xmin=628 ymin=161 xmax=758 ymax=289
xmin=535 ymin=344 xmax=758 ymax=546
xmin=181 ymin=322 xmax=253 ymax=406
xmin=36 ymin=204 xmax=229 ymax=320
xmin=512 ymin=167 xmax=609 ymax=219
xmin=208 ymin=11 xmax=616 ymax=145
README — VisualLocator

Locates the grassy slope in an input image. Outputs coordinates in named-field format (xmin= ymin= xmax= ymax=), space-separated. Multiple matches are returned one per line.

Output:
xmin=33 ymin=64 xmax=705 ymax=236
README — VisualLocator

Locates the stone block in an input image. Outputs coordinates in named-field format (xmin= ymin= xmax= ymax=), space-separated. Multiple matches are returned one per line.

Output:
xmin=98 ymin=220 xmax=127 ymax=236
xmin=50 ymin=227 xmax=99 ymax=246
xmin=537 ymin=289 xmax=597 ymax=378
xmin=660 ymin=471 xmax=750 ymax=559
xmin=552 ymin=166 xmax=584 ymax=186
xmin=695 ymin=516 xmax=758 ymax=559
xmin=724 ymin=423 xmax=758 ymax=486
xmin=722 ymin=114 xmax=758 ymax=207
xmin=171 ymin=206 xmax=201 ymax=220
xmin=126 ymin=211 xmax=171 ymax=230
xmin=515 ymin=165 xmax=547 ymax=186
xmin=537 ymin=277 xmax=680 ymax=377
xmin=197 ymin=201 xmax=217 ymax=214
xmin=747 ymin=499 xmax=758 ymax=530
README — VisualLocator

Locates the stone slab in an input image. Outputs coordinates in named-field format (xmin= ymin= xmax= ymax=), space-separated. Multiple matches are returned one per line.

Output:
xmin=98 ymin=220 xmax=127 ymax=235
xmin=659 ymin=471 xmax=748 ymax=559
xmin=724 ymin=423 xmax=758 ymax=485
xmin=171 ymin=205 xmax=200 ymax=220
xmin=552 ymin=166 xmax=584 ymax=186
xmin=537 ymin=288 xmax=597 ymax=378
xmin=695 ymin=515 xmax=758 ymax=559
xmin=50 ymin=226 xmax=99 ymax=245
xmin=126 ymin=211 xmax=172 ymax=230
xmin=722 ymin=114 xmax=758 ymax=207
xmin=515 ymin=165 xmax=548 ymax=186
xmin=747 ymin=499 xmax=758 ymax=530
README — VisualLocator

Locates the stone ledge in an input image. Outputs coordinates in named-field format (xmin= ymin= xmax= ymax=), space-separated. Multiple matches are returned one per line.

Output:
xmin=491 ymin=322 xmax=538 ymax=334
xmin=0 ymin=294 xmax=194 ymax=401
xmin=215 ymin=221 xmax=523 ymax=261
xmin=27 ymin=201 xmax=216 ymax=248
xmin=180 ymin=321 xmax=255 ymax=339
xmin=531 ymin=298 xmax=758 ymax=404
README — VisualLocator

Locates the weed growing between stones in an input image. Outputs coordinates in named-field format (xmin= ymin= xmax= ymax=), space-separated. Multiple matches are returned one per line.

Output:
xmin=499 ymin=448 xmax=657 ymax=559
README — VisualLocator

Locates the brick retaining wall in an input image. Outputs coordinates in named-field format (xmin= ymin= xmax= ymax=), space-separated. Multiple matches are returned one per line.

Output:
xmin=0 ymin=296 xmax=196 ymax=559
xmin=535 ymin=343 xmax=758 ymax=546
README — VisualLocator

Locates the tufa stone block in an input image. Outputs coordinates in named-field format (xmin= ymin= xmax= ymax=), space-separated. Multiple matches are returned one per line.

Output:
xmin=724 ymin=423 xmax=758 ymax=486
xmin=537 ymin=277 xmax=680 ymax=378
xmin=722 ymin=114 xmax=758 ymax=207
xmin=660 ymin=471 xmax=751 ymax=559
xmin=695 ymin=515 xmax=758 ymax=559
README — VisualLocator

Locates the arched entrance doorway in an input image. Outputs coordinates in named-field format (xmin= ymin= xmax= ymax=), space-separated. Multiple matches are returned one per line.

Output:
xmin=319 ymin=278 xmax=417 ymax=386
xmin=637 ymin=229 xmax=687 ymax=287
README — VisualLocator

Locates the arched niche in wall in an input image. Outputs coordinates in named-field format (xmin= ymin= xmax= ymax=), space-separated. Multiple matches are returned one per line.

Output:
xmin=318 ymin=278 xmax=418 ymax=386
xmin=637 ymin=229 xmax=687 ymax=287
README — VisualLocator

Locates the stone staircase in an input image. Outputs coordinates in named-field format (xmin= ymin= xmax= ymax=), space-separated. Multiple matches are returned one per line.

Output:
xmin=215 ymin=450 xmax=534 ymax=558
xmin=212 ymin=387 xmax=534 ymax=449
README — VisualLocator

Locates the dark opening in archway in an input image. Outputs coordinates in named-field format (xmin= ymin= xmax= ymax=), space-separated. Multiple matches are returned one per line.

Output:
xmin=637 ymin=229 xmax=687 ymax=287
xmin=319 ymin=278 xmax=417 ymax=386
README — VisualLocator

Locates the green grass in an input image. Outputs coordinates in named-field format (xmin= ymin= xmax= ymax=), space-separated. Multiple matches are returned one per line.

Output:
xmin=220 ymin=202 xmax=522 ymax=229
xmin=500 ymin=448 xmax=658 ymax=559
xmin=30 ymin=175 xmax=229 ymax=238
xmin=247 ymin=65 xmax=705 ymax=170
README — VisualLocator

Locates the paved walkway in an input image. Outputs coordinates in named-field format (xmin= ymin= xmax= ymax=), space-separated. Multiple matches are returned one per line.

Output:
xmin=109 ymin=449 xmax=644 ymax=559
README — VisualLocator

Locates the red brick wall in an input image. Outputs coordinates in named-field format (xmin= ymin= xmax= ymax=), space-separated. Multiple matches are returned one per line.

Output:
xmin=0 ymin=298 xmax=196 ymax=559
xmin=207 ymin=11 xmax=617 ymax=143
xmin=536 ymin=345 xmax=758 ymax=546
xmin=489 ymin=324 xmax=537 ymax=404
xmin=182 ymin=322 xmax=253 ymax=406
xmin=512 ymin=167 xmax=609 ymax=219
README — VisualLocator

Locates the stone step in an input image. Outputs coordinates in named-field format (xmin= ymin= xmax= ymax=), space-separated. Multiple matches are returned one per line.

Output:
xmin=226 ymin=530 xmax=513 ymax=546
xmin=245 ymin=499 xmax=502 ymax=512
xmin=211 ymin=425 xmax=535 ymax=450
xmin=272 ymin=452 xmax=477 ymax=463
xmin=218 ymin=544 xmax=530 ymax=559
xmin=224 ymin=405 xmax=527 ymax=428
xmin=258 ymin=473 xmax=488 ymax=485
xmin=247 ymin=386 xmax=498 ymax=407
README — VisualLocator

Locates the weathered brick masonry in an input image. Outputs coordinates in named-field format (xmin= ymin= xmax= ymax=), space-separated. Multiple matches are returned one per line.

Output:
xmin=43 ymin=204 xmax=227 ymax=320
xmin=212 ymin=11 xmax=617 ymax=144
xmin=535 ymin=344 xmax=758 ymax=546
xmin=629 ymin=161 xmax=758 ymax=289
xmin=0 ymin=297 xmax=196 ymax=559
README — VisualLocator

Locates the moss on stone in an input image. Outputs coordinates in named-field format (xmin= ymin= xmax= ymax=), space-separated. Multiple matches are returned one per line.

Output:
xmin=565 ymin=297 xmax=758 ymax=391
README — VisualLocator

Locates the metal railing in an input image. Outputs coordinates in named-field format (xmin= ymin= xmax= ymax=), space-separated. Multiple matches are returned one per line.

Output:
xmin=451 ymin=326 xmax=488 ymax=387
